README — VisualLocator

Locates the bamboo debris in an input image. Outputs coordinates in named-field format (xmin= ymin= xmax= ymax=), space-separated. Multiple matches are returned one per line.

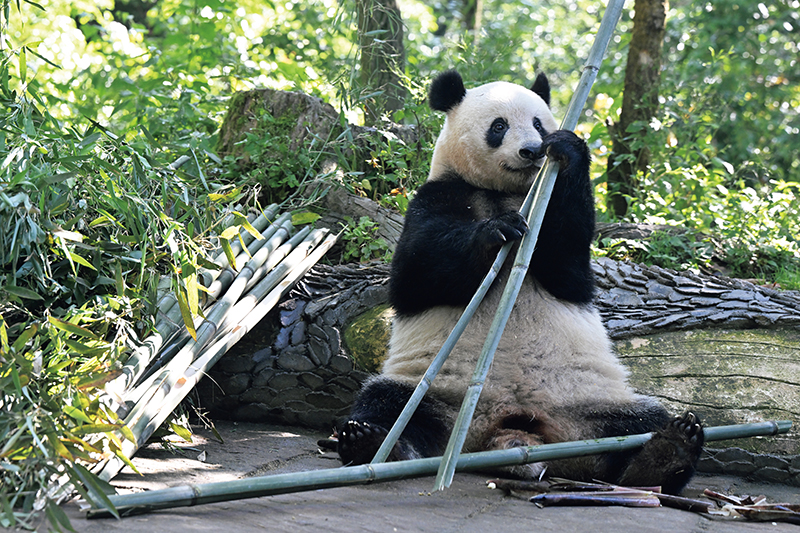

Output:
xmin=85 ymin=420 xmax=791 ymax=518
xmin=433 ymin=0 xmax=627 ymax=491
xmin=105 ymin=208 xmax=266 ymax=400
xmin=90 ymin=206 xmax=335 ymax=484
xmin=199 ymin=204 xmax=279 ymax=285
xmin=95 ymin=230 xmax=335 ymax=482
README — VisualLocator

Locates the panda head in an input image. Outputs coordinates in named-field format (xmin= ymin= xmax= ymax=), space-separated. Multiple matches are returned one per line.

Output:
xmin=427 ymin=70 xmax=559 ymax=194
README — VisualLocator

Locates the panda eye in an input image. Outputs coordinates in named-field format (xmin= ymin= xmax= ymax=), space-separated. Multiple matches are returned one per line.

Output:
xmin=533 ymin=117 xmax=547 ymax=136
xmin=490 ymin=118 xmax=507 ymax=134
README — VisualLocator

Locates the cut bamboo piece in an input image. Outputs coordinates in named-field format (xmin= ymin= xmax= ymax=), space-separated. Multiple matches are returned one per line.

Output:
xmin=112 ymin=228 xmax=329 ymax=448
xmin=199 ymin=204 xmax=279 ymax=285
xmin=432 ymin=0 xmax=627 ymax=491
xmin=141 ymin=218 xmax=296 ymax=382
xmin=86 ymin=420 xmax=791 ymax=517
xmin=93 ymin=231 xmax=337 ymax=482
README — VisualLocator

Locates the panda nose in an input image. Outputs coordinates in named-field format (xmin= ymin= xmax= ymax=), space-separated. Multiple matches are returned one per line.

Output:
xmin=519 ymin=145 xmax=543 ymax=161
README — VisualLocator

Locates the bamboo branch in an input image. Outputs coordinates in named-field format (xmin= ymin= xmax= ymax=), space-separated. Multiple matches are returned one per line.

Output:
xmin=432 ymin=0 xmax=628 ymax=491
xmin=86 ymin=420 xmax=791 ymax=517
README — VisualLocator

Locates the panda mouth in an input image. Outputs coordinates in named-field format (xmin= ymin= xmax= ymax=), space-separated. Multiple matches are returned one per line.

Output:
xmin=502 ymin=160 xmax=542 ymax=174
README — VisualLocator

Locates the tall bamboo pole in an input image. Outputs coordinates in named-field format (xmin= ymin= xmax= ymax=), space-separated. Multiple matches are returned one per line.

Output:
xmin=432 ymin=0 xmax=628 ymax=491
xmin=86 ymin=421 xmax=791 ymax=517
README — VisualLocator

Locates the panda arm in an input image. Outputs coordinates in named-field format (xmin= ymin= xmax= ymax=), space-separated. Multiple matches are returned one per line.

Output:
xmin=389 ymin=179 xmax=527 ymax=316
xmin=531 ymin=129 xmax=596 ymax=304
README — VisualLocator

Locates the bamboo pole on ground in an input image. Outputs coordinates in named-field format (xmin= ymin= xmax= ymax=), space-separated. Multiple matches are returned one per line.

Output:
xmin=433 ymin=0 xmax=627 ymax=491
xmin=93 ymin=230 xmax=337 ymax=482
xmin=86 ymin=420 xmax=792 ymax=517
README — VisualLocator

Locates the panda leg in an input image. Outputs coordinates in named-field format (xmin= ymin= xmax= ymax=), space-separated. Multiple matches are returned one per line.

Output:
xmin=616 ymin=411 xmax=704 ymax=495
xmin=337 ymin=377 xmax=451 ymax=466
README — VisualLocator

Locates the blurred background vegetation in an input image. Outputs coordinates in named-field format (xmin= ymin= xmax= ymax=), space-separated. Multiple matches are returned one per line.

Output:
xmin=1 ymin=0 xmax=798 ymax=528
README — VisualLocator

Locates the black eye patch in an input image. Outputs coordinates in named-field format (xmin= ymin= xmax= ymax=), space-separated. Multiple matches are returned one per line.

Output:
xmin=486 ymin=117 xmax=508 ymax=148
xmin=533 ymin=117 xmax=548 ymax=136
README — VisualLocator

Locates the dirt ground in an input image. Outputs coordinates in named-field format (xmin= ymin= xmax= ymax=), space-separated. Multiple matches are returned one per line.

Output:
xmin=56 ymin=420 xmax=800 ymax=533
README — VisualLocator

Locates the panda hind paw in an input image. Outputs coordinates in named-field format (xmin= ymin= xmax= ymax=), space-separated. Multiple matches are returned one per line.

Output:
xmin=662 ymin=411 xmax=704 ymax=451
xmin=336 ymin=420 xmax=389 ymax=466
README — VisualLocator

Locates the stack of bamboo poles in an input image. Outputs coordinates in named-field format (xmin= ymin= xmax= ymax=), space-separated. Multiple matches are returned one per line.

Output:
xmin=95 ymin=205 xmax=337 ymax=482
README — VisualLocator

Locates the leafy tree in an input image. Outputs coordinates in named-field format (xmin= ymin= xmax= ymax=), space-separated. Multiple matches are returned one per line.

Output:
xmin=605 ymin=0 xmax=667 ymax=218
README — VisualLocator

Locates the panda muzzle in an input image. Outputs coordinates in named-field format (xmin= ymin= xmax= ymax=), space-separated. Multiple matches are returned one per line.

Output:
xmin=519 ymin=144 xmax=544 ymax=161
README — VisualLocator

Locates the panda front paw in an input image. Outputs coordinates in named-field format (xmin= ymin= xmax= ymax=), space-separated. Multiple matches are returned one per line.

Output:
xmin=541 ymin=130 xmax=589 ymax=170
xmin=476 ymin=211 xmax=528 ymax=249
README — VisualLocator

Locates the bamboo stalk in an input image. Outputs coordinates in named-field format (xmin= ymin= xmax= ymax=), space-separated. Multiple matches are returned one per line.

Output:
xmin=93 ymin=231 xmax=337 ymax=482
xmin=199 ymin=204 xmax=279 ymax=286
xmin=144 ymin=218 xmax=295 ymax=379
xmin=433 ymin=0 xmax=627 ymax=491
xmin=86 ymin=420 xmax=792 ymax=517
xmin=112 ymin=229 xmax=329 ymax=449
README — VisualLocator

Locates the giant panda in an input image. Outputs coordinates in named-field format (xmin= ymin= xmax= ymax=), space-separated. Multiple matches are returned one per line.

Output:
xmin=336 ymin=70 xmax=704 ymax=494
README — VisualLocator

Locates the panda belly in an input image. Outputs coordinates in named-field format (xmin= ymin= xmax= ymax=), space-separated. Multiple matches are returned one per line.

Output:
xmin=382 ymin=275 xmax=642 ymax=452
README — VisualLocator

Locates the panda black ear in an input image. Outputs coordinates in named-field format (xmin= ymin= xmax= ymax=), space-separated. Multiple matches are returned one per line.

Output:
xmin=429 ymin=70 xmax=467 ymax=113
xmin=531 ymin=73 xmax=550 ymax=106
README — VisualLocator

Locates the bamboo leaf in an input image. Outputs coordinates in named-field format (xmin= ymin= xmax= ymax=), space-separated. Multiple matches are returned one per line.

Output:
xmin=63 ymin=338 xmax=108 ymax=357
xmin=169 ymin=421 xmax=193 ymax=442
xmin=48 ymin=317 xmax=99 ymax=340
xmin=11 ymin=323 xmax=37 ymax=352
xmin=220 ymin=238 xmax=236 ymax=271
xmin=46 ymin=433 xmax=74 ymax=461
xmin=45 ymin=500 xmax=76 ymax=533
xmin=291 ymin=211 xmax=321 ymax=225
xmin=232 ymin=211 xmax=264 ymax=240
xmin=70 ymin=463 xmax=120 ymax=519
xmin=4 ymin=285 xmax=43 ymax=300
xmin=70 ymin=424 xmax=121 ymax=435
xmin=63 ymin=405 xmax=93 ymax=424
xmin=175 ymin=287 xmax=197 ymax=341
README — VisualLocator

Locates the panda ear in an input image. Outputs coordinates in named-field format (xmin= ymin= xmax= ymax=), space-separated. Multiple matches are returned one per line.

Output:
xmin=429 ymin=70 xmax=467 ymax=113
xmin=531 ymin=72 xmax=550 ymax=106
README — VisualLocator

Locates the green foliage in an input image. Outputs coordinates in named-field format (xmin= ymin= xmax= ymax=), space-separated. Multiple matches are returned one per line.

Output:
xmin=2 ymin=0 xmax=799 ymax=527
xmin=219 ymin=110 xmax=316 ymax=205
xmin=341 ymin=216 xmax=391 ymax=263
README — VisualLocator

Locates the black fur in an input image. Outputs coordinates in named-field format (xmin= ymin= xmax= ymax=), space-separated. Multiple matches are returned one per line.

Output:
xmin=429 ymin=70 xmax=467 ymax=112
xmin=337 ymin=378 xmax=450 ymax=465
xmin=531 ymin=72 xmax=550 ymax=105
xmin=389 ymin=129 xmax=594 ymax=316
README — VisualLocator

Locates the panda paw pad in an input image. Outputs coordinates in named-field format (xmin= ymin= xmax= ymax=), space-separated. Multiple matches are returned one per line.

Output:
xmin=337 ymin=420 xmax=388 ymax=466
xmin=665 ymin=411 xmax=704 ymax=449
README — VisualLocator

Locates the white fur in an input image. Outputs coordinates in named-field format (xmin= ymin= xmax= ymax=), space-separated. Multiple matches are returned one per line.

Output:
xmin=428 ymin=81 xmax=559 ymax=194
xmin=383 ymin=273 xmax=640 ymax=450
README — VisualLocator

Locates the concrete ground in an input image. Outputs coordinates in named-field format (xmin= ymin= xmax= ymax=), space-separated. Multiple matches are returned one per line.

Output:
xmin=60 ymin=420 xmax=799 ymax=533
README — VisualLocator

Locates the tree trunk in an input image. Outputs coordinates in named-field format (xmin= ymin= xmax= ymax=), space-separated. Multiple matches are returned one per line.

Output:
xmin=606 ymin=0 xmax=666 ymax=218
xmin=357 ymin=0 xmax=406 ymax=125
